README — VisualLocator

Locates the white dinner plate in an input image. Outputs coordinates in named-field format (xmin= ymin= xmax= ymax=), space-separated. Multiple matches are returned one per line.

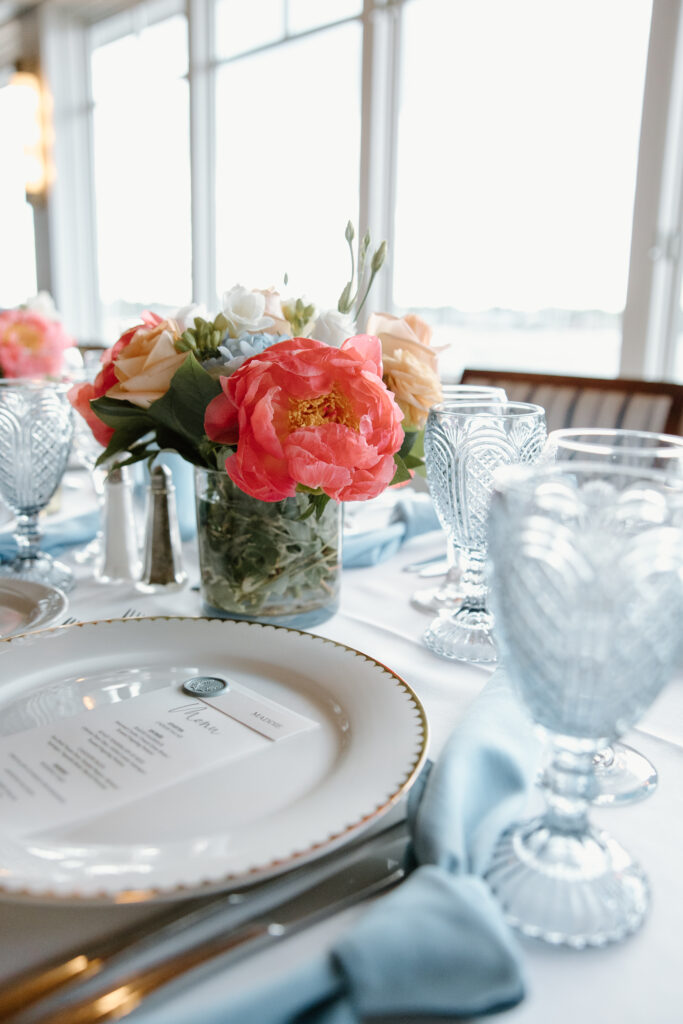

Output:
xmin=0 ymin=617 xmax=428 ymax=903
xmin=0 ymin=580 xmax=68 ymax=639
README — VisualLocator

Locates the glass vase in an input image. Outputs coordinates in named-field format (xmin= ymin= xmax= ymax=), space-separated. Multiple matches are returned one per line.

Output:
xmin=194 ymin=467 xmax=341 ymax=628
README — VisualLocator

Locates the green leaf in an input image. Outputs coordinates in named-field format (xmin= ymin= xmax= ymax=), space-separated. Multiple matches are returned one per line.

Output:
xmin=91 ymin=356 xmax=223 ymax=470
xmin=144 ymin=355 xmax=221 ymax=446
xmin=398 ymin=430 xmax=418 ymax=460
xmin=95 ymin=425 xmax=155 ymax=467
xmin=390 ymin=453 xmax=413 ymax=487
xmin=90 ymin=396 xmax=153 ymax=431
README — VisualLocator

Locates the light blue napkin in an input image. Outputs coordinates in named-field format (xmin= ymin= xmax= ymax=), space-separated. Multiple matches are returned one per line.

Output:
xmin=0 ymin=511 xmax=100 ymax=562
xmin=342 ymin=493 xmax=440 ymax=568
xmin=164 ymin=671 xmax=539 ymax=1024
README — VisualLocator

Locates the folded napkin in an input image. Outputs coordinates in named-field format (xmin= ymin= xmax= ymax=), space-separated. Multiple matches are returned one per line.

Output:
xmin=0 ymin=511 xmax=100 ymax=562
xmin=342 ymin=493 xmax=441 ymax=568
xmin=165 ymin=671 xmax=539 ymax=1024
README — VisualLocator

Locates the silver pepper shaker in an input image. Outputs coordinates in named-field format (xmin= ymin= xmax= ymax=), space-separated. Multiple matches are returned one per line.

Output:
xmin=95 ymin=463 xmax=142 ymax=584
xmin=137 ymin=464 xmax=188 ymax=593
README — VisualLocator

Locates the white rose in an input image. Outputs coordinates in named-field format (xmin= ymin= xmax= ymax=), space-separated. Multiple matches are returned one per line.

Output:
xmin=309 ymin=308 xmax=355 ymax=347
xmin=23 ymin=291 xmax=60 ymax=321
xmin=172 ymin=303 xmax=209 ymax=331
xmin=221 ymin=284 xmax=274 ymax=337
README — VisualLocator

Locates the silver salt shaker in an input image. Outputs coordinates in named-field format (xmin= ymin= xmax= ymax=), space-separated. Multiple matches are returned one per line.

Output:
xmin=137 ymin=463 xmax=188 ymax=593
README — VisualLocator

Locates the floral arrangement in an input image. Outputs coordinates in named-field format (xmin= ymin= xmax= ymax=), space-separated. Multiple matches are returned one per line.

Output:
xmin=68 ymin=227 xmax=443 ymax=620
xmin=69 ymin=229 xmax=440 ymax=514
xmin=0 ymin=292 xmax=76 ymax=378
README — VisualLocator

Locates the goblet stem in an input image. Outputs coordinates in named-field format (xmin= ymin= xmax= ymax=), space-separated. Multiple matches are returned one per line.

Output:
xmin=541 ymin=740 xmax=597 ymax=833
xmin=423 ymin=549 xmax=496 ymax=663
xmin=486 ymin=732 xmax=648 ymax=947
xmin=459 ymin=551 xmax=487 ymax=612
xmin=14 ymin=511 xmax=42 ymax=563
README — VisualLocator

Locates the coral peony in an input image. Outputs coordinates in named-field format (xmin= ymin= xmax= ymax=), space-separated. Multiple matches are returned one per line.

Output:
xmin=204 ymin=335 xmax=404 ymax=502
xmin=0 ymin=309 xmax=75 ymax=378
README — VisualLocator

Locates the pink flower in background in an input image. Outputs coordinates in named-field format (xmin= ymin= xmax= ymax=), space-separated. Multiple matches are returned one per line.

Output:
xmin=0 ymin=309 xmax=75 ymax=378
xmin=204 ymin=334 xmax=404 ymax=502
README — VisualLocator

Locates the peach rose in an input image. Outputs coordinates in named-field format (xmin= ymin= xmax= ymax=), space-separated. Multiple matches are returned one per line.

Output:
xmin=106 ymin=319 xmax=187 ymax=408
xmin=382 ymin=347 xmax=443 ymax=430
xmin=67 ymin=319 xmax=145 ymax=446
xmin=365 ymin=311 xmax=439 ymax=373
xmin=204 ymin=335 xmax=404 ymax=502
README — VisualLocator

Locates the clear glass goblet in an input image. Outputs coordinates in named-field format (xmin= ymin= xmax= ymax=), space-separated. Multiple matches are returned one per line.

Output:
xmin=423 ymin=401 xmax=546 ymax=662
xmin=0 ymin=379 xmax=75 ymax=592
xmin=484 ymin=461 xmax=683 ymax=947
xmin=411 ymin=384 xmax=507 ymax=615
xmin=547 ymin=427 xmax=683 ymax=806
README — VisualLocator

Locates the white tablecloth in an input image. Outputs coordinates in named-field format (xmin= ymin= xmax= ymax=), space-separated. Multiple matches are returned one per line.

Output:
xmin=1 ymin=475 xmax=682 ymax=1023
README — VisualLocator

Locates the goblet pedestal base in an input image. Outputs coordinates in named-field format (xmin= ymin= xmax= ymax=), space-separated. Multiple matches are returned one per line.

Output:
xmin=593 ymin=742 xmax=658 ymax=806
xmin=485 ymin=818 xmax=649 ymax=948
xmin=0 ymin=554 xmax=74 ymax=593
xmin=411 ymin=579 xmax=463 ymax=615
xmin=423 ymin=607 xmax=497 ymax=663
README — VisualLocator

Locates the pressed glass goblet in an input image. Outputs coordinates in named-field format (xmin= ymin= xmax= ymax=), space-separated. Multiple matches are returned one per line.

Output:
xmin=423 ymin=401 xmax=546 ymax=662
xmin=485 ymin=461 xmax=683 ymax=947
xmin=0 ymin=379 xmax=75 ymax=592
xmin=411 ymin=384 xmax=507 ymax=615
xmin=547 ymin=427 xmax=683 ymax=806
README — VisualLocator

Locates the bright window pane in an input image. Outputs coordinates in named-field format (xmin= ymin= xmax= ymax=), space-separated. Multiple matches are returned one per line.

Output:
xmin=90 ymin=14 xmax=191 ymax=341
xmin=288 ymin=0 xmax=361 ymax=34
xmin=214 ymin=23 xmax=361 ymax=310
xmin=0 ymin=83 xmax=38 ymax=307
xmin=675 ymin=285 xmax=683 ymax=381
xmin=394 ymin=0 xmax=652 ymax=379
xmin=215 ymin=0 xmax=285 ymax=59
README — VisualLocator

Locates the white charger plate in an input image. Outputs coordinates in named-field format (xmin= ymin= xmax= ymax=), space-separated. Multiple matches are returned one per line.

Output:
xmin=0 ymin=617 xmax=428 ymax=903
xmin=0 ymin=580 xmax=68 ymax=639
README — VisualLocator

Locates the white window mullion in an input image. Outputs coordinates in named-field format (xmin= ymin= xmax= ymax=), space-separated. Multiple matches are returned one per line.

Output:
xmin=38 ymin=3 xmax=101 ymax=342
xmin=359 ymin=0 xmax=403 ymax=316
xmin=187 ymin=0 xmax=216 ymax=309
xmin=621 ymin=0 xmax=683 ymax=380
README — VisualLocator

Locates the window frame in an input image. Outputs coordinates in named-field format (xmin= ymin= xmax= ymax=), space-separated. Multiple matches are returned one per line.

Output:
xmin=24 ymin=0 xmax=683 ymax=380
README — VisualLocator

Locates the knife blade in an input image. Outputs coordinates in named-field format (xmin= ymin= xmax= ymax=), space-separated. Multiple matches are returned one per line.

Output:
xmin=402 ymin=553 xmax=447 ymax=573
xmin=0 ymin=819 xmax=411 ymax=1024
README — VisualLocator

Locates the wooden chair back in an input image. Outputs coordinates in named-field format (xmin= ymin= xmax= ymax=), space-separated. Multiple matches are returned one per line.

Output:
xmin=459 ymin=369 xmax=683 ymax=436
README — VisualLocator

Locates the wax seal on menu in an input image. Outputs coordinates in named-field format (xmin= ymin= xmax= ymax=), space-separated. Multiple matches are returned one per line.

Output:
xmin=182 ymin=676 xmax=229 ymax=697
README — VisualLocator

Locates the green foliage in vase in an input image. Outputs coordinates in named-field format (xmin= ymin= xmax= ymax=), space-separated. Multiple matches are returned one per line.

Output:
xmin=197 ymin=471 xmax=340 ymax=617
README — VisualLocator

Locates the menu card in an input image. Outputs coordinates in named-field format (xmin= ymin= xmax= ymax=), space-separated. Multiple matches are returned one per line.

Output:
xmin=0 ymin=678 xmax=318 ymax=837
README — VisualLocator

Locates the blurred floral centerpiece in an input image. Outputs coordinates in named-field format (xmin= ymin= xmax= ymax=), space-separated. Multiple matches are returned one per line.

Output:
xmin=69 ymin=226 xmax=439 ymax=625
xmin=0 ymin=292 xmax=76 ymax=378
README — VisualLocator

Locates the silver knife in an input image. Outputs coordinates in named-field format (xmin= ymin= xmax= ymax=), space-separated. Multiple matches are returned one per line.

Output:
xmin=402 ymin=553 xmax=447 ymax=573
xmin=1 ymin=819 xmax=411 ymax=1024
